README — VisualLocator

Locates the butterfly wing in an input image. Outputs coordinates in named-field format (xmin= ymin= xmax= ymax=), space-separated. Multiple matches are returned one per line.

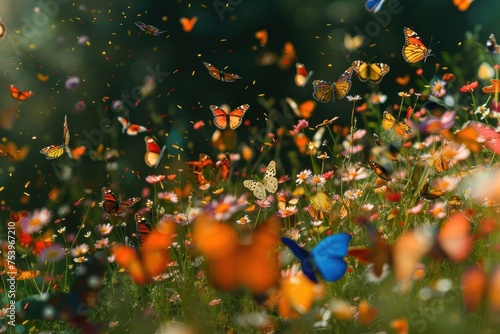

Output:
xmin=312 ymin=80 xmax=334 ymax=103
xmin=144 ymin=136 xmax=166 ymax=168
xmin=281 ymin=237 xmax=317 ymax=283
xmin=333 ymin=67 xmax=353 ymax=100
xmin=203 ymin=62 xmax=222 ymax=81
xmin=368 ymin=160 xmax=392 ymax=181
xmin=243 ymin=180 xmax=267 ymax=200
xmin=115 ymin=196 xmax=141 ymax=216
xmin=402 ymin=27 xmax=432 ymax=63
xmin=368 ymin=63 xmax=390 ymax=84
xmin=295 ymin=63 xmax=313 ymax=87
xmin=263 ymin=160 xmax=278 ymax=193
xmin=9 ymin=84 xmax=32 ymax=101
xmin=211 ymin=105 xmax=229 ymax=130
xmin=365 ymin=0 xmax=385 ymax=13
xmin=228 ymin=104 xmax=249 ymax=130
xmin=180 ymin=16 xmax=197 ymax=32
xmin=100 ymin=187 xmax=119 ymax=215
xmin=40 ymin=145 xmax=65 ymax=159
xmin=310 ymin=233 xmax=352 ymax=282
xmin=352 ymin=60 xmax=369 ymax=82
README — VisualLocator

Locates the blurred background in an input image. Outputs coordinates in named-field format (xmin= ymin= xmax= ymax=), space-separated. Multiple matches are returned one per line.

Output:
xmin=0 ymin=0 xmax=499 ymax=211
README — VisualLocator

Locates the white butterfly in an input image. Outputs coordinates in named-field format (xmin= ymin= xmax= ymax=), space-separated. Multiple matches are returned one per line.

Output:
xmin=243 ymin=161 xmax=278 ymax=200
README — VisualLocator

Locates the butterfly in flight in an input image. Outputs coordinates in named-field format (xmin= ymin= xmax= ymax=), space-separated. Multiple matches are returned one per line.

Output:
xmin=192 ymin=213 xmax=282 ymax=293
xmin=402 ymin=27 xmax=433 ymax=63
xmin=113 ymin=217 xmax=176 ymax=285
xmin=281 ymin=233 xmax=352 ymax=283
xmin=312 ymin=67 xmax=353 ymax=103
xmin=135 ymin=212 xmax=152 ymax=247
xmin=180 ymin=16 xmax=197 ymax=32
xmin=211 ymin=104 xmax=249 ymax=130
xmin=203 ymin=62 xmax=242 ymax=82
xmin=351 ymin=60 xmax=390 ymax=84
xmin=118 ymin=116 xmax=147 ymax=136
xmin=367 ymin=160 xmax=392 ymax=181
xmin=100 ymin=187 xmax=141 ymax=216
xmin=243 ymin=160 xmax=278 ymax=200
xmin=40 ymin=115 xmax=72 ymax=159
xmin=295 ymin=63 xmax=314 ymax=87
xmin=135 ymin=22 xmax=168 ymax=36
xmin=9 ymin=84 xmax=32 ymax=101
xmin=144 ymin=136 xmax=167 ymax=168
xmin=486 ymin=34 xmax=500 ymax=54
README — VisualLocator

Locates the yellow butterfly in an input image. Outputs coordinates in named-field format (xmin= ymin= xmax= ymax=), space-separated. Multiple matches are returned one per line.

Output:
xmin=402 ymin=27 xmax=433 ymax=63
xmin=40 ymin=115 xmax=72 ymax=159
xmin=382 ymin=111 xmax=411 ymax=135
xmin=351 ymin=60 xmax=390 ymax=84
xmin=243 ymin=161 xmax=278 ymax=200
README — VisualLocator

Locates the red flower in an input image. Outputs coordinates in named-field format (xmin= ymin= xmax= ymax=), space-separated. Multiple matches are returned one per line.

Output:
xmin=459 ymin=81 xmax=479 ymax=92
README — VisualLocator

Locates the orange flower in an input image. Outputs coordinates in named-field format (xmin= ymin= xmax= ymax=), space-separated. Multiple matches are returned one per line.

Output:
xmin=460 ymin=81 xmax=479 ymax=92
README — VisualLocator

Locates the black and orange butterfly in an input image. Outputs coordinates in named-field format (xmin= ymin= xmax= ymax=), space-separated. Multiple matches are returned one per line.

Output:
xmin=351 ymin=60 xmax=390 ymax=84
xmin=40 ymin=115 xmax=71 ymax=159
xmin=216 ymin=154 xmax=231 ymax=181
xmin=211 ymin=104 xmax=249 ymax=130
xmin=367 ymin=160 xmax=392 ymax=181
xmin=144 ymin=136 xmax=167 ymax=168
xmin=10 ymin=84 xmax=32 ymax=101
xmin=402 ymin=27 xmax=433 ymax=63
xmin=135 ymin=22 xmax=167 ymax=36
xmin=135 ymin=212 xmax=152 ymax=246
xmin=382 ymin=111 xmax=412 ymax=135
xmin=203 ymin=62 xmax=242 ymax=82
xmin=312 ymin=67 xmax=353 ymax=103
xmin=419 ymin=178 xmax=446 ymax=200
xmin=100 ymin=187 xmax=141 ymax=216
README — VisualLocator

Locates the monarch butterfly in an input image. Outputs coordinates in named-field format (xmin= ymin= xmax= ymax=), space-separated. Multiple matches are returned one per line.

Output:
xmin=9 ymin=84 xmax=32 ymax=101
xmin=135 ymin=22 xmax=168 ymax=36
xmin=40 ymin=115 xmax=72 ymax=159
xmin=192 ymin=213 xmax=282 ymax=293
xmin=281 ymin=233 xmax=352 ymax=283
xmin=144 ymin=136 xmax=167 ymax=168
xmin=402 ymin=27 xmax=433 ymax=63
xmin=135 ymin=212 xmax=152 ymax=247
xmin=295 ymin=63 xmax=314 ymax=87
xmin=216 ymin=154 xmax=231 ymax=181
xmin=382 ymin=111 xmax=412 ymax=134
xmin=179 ymin=16 xmax=197 ymax=32
xmin=117 ymin=116 xmax=147 ymax=136
xmin=312 ymin=66 xmax=353 ymax=103
xmin=243 ymin=160 xmax=278 ymax=200
xmin=419 ymin=178 xmax=446 ymax=200
xmin=211 ymin=104 xmax=249 ymax=130
xmin=365 ymin=0 xmax=386 ymax=13
xmin=185 ymin=153 xmax=214 ymax=171
xmin=351 ymin=60 xmax=390 ymax=84
xmin=203 ymin=62 xmax=242 ymax=82
xmin=486 ymin=34 xmax=500 ymax=54
xmin=100 ymin=187 xmax=141 ymax=216
xmin=277 ymin=191 xmax=300 ymax=211
xmin=367 ymin=160 xmax=392 ymax=181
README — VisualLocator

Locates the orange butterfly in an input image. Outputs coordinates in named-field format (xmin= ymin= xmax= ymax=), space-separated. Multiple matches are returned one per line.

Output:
xmin=118 ymin=116 xmax=147 ymax=136
xmin=192 ymin=213 xmax=282 ymax=294
xmin=255 ymin=29 xmax=268 ymax=46
xmin=295 ymin=63 xmax=314 ymax=87
xmin=100 ymin=187 xmax=141 ymax=216
xmin=419 ymin=178 xmax=446 ymax=200
xmin=211 ymin=104 xmax=248 ymax=130
xmin=216 ymin=154 xmax=231 ymax=181
xmin=285 ymin=97 xmax=316 ymax=119
xmin=402 ymin=27 xmax=433 ymax=63
xmin=113 ymin=218 xmax=176 ymax=285
xmin=453 ymin=0 xmax=474 ymax=11
xmin=9 ymin=84 xmax=32 ymax=101
xmin=203 ymin=62 xmax=242 ymax=82
xmin=180 ymin=16 xmax=197 ymax=32
xmin=144 ymin=136 xmax=166 ymax=168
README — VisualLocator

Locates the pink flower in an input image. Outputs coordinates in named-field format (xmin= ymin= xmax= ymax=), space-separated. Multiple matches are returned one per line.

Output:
xmin=431 ymin=80 xmax=446 ymax=97
xmin=290 ymin=119 xmax=309 ymax=135
xmin=145 ymin=175 xmax=166 ymax=184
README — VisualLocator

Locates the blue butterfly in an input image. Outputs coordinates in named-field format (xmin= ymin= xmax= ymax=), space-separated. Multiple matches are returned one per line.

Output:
xmin=365 ymin=0 xmax=386 ymax=13
xmin=281 ymin=233 xmax=352 ymax=283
